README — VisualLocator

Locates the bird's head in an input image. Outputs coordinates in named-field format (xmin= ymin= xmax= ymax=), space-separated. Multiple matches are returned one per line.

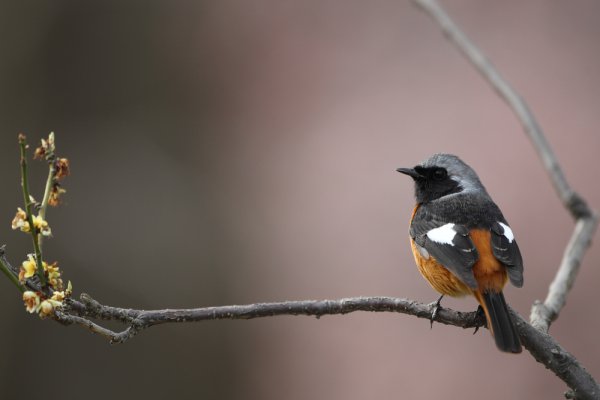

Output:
xmin=397 ymin=153 xmax=487 ymax=203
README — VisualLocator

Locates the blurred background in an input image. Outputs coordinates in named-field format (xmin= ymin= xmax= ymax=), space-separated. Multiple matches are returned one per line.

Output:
xmin=1 ymin=0 xmax=599 ymax=399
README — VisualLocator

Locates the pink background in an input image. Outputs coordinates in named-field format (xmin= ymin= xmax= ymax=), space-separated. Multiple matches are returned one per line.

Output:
xmin=0 ymin=1 xmax=598 ymax=399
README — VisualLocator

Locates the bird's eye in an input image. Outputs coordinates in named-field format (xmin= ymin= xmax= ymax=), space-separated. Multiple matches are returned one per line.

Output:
xmin=433 ymin=168 xmax=447 ymax=180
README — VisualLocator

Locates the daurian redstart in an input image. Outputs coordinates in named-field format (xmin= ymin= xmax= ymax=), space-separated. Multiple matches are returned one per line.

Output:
xmin=398 ymin=153 xmax=523 ymax=353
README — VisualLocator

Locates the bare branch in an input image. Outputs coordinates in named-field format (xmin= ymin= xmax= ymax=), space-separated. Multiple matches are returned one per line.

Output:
xmin=531 ymin=217 xmax=598 ymax=332
xmin=60 ymin=294 xmax=484 ymax=344
xmin=54 ymin=311 xmax=132 ymax=342
xmin=411 ymin=0 xmax=598 ymax=334
xmin=51 ymin=293 xmax=600 ymax=399
xmin=513 ymin=310 xmax=599 ymax=400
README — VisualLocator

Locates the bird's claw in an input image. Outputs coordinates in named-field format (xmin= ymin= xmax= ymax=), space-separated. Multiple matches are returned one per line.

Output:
xmin=473 ymin=305 xmax=486 ymax=334
xmin=429 ymin=295 xmax=444 ymax=329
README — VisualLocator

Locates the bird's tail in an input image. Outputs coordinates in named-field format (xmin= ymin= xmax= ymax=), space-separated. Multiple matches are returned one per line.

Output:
xmin=474 ymin=290 xmax=522 ymax=353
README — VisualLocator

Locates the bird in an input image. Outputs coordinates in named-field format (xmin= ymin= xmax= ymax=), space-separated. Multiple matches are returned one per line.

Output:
xmin=397 ymin=153 xmax=523 ymax=353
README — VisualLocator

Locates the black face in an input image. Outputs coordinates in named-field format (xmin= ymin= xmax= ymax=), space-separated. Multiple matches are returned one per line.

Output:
xmin=397 ymin=166 xmax=461 ymax=203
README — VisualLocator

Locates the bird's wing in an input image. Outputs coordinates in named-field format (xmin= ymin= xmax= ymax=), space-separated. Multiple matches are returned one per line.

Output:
xmin=410 ymin=209 xmax=479 ymax=289
xmin=490 ymin=221 xmax=524 ymax=288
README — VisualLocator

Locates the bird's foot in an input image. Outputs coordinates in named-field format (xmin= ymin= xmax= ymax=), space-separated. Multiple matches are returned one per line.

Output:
xmin=473 ymin=305 xmax=486 ymax=335
xmin=429 ymin=295 xmax=444 ymax=329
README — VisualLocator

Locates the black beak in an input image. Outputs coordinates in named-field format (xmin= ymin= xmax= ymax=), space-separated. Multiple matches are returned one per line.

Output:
xmin=396 ymin=167 xmax=422 ymax=179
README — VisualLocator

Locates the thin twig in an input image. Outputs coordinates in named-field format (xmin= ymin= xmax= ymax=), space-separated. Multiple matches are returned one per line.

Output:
xmin=18 ymin=134 xmax=47 ymax=287
xmin=411 ymin=0 xmax=598 ymax=337
xmin=54 ymin=311 xmax=116 ymax=339
xmin=37 ymin=133 xmax=58 ymax=250
xmin=0 ymin=246 xmax=25 ymax=293
xmin=38 ymin=161 xmax=56 ymax=250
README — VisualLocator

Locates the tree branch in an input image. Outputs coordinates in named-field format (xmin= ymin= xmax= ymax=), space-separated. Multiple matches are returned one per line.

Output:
xmin=48 ymin=293 xmax=599 ymax=399
xmin=56 ymin=294 xmax=485 ymax=344
xmin=531 ymin=217 xmax=598 ymax=332
xmin=514 ymin=311 xmax=599 ymax=400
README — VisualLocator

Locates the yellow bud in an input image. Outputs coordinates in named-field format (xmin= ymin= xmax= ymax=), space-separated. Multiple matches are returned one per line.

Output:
xmin=39 ymin=300 xmax=54 ymax=317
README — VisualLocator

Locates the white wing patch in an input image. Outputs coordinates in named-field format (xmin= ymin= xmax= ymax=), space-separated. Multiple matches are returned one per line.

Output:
xmin=426 ymin=223 xmax=456 ymax=245
xmin=499 ymin=222 xmax=515 ymax=243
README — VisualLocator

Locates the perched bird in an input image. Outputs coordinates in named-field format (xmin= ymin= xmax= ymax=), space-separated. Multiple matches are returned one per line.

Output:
xmin=397 ymin=153 xmax=523 ymax=353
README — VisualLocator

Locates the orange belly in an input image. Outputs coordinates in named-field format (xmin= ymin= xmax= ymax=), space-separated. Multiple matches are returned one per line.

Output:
xmin=410 ymin=239 xmax=473 ymax=296
xmin=410 ymin=218 xmax=508 ymax=296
